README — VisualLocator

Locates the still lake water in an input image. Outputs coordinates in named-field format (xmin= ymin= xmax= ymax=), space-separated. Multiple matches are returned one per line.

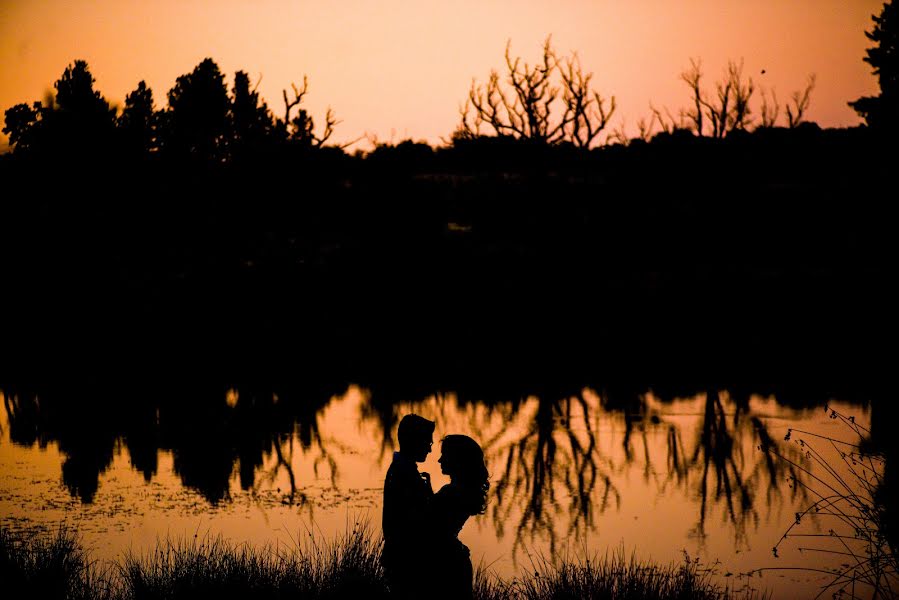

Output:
xmin=0 ymin=384 xmax=880 ymax=598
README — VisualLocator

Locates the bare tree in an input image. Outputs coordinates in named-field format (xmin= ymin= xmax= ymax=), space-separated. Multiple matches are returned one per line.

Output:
xmin=680 ymin=58 xmax=705 ymax=136
xmin=606 ymin=103 xmax=680 ymax=146
xmin=281 ymin=75 xmax=339 ymax=147
xmin=681 ymin=58 xmax=755 ymax=137
xmin=557 ymin=52 xmax=616 ymax=147
xmin=282 ymin=77 xmax=308 ymax=125
xmin=635 ymin=117 xmax=653 ymax=142
xmin=459 ymin=36 xmax=615 ymax=147
xmin=649 ymin=103 xmax=680 ymax=135
xmin=696 ymin=63 xmax=730 ymax=138
xmin=786 ymin=74 xmax=816 ymax=128
xmin=607 ymin=120 xmax=630 ymax=146
xmin=753 ymin=73 xmax=815 ymax=129
xmin=727 ymin=59 xmax=755 ymax=131
xmin=759 ymin=87 xmax=780 ymax=128
xmin=463 ymin=37 xmax=560 ymax=142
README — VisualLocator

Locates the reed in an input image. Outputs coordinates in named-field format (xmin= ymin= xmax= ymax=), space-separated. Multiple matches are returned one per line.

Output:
xmin=759 ymin=406 xmax=897 ymax=599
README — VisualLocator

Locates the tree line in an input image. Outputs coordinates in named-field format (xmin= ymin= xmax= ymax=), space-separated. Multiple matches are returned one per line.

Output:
xmin=3 ymin=0 xmax=895 ymax=163
xmin=2 ymin=57 xmax=342 ymax=163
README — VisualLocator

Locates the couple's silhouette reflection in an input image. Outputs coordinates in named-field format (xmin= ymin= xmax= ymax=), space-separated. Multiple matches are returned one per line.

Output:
xmin=383 ymin=414 xmax=489 ymax=599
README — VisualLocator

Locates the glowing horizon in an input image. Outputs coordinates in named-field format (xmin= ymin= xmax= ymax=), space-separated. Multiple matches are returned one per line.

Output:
xmin=0 ymin=0 xmax=884 ymax=150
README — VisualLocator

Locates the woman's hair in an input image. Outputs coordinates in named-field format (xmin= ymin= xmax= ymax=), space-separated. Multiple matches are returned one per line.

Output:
xmin=441 ymin=434 xmax=490 ymax=515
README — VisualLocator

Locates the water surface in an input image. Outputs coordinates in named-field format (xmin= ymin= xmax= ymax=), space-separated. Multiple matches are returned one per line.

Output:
xmin=0 ymin=384 xmax=879 ymax=598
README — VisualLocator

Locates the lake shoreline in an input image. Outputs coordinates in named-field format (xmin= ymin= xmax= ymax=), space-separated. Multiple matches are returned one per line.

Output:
xmin=0 ymin=525 xmax=767 ymax=600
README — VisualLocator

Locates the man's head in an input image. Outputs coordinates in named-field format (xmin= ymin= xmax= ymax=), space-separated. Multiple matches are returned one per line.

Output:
xmin=397 ymin=414 xmax=435 ymax=462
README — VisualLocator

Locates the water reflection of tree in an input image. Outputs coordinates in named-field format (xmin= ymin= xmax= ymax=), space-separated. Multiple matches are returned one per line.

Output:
xmin=4 ymin=388 xmax=118 ymax=502
xmin=479 ymin=391 xmax=617 ymax=558
xmin=689 ymin=389 xmax=757 ymax=541
xmin=162 ymin=385 xmax=341 ymax=504
xmin=356 ymin=382 xmax=616 ymax=557
xmin=0 ymin=382 xmax=829 ymax=542
xmin=666 ymin=390 xmax=806 ymax=545
xmin=251 ymin=388 xmax=340 ymax=506
xmin=0 ymin=384 xmax=343 ymax=506
xmin=447 ymin=385 xmax=809 ymax=559
xmin=361 ymin=381 xmax=463 ymax=460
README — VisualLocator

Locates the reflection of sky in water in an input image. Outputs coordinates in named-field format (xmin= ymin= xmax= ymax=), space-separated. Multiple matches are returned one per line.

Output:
xmin=0 ymin=387 xmax=876 ymax=599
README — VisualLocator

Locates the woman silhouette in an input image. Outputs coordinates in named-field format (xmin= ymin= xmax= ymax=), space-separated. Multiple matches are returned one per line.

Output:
xmin=428 ymin=434 xmax=489 ymax=600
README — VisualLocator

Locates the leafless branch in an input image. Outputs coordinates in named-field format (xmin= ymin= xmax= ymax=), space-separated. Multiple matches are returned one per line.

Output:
xmin=681 ymin=58 xmax=705 ymax=136
xmin=787 ymin=74 xmax=816 ymax=128
xmin=460 ymin=36 xmax=614 ymax=147
xmin=558 ymin=53 xmax=615 ymax=146
xmin=313 ymin=106 xmax=338 ymax=147
xmin=649 ymin=103 xmax=679 ymax=135
xmin=760 ymin=87 xmax=780 ymax=127
xmin=281 ymin=76 xmax=348 ymax=146
xmin=727 ymin=59 xmax=755 ymax=131
xmin=282 ymin=76 xmax=308 ymax=125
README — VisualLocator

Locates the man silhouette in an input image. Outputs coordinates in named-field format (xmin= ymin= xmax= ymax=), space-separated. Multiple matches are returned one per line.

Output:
xmin=382 ymin=414 xmax=436 ymax=599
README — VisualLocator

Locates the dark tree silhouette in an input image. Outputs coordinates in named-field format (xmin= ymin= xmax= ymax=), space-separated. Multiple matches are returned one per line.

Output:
xmin=117 ymin=80 xmax=157 ymax=155
xmin=457 ymin=36 xmax=615 ymax=147
xmin=3 ymin=60 xmax=115 ymax=155
xmin=2 ymin=102 xmax=42 ymax=152
xmin=3 ymin=56 xmax=352 ymax=159
xmin=849 ymin=0 xmax=899 ymax=133
xmin=49 ymin=60 xmax=117 ymax=153
xmin=54 ymin=60 xmax=112 ymax=117
xmin=229 ymin=71 xmax=277 ymax=158
xmin=163 ymin=58 xmax=230 ymax=161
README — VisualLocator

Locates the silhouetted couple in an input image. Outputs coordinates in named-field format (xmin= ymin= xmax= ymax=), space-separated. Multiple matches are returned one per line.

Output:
xmin=382 ymin=414 xmax=489 ymax=599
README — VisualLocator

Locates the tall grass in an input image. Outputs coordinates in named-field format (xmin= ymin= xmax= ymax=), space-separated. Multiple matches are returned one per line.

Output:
xmin=2 ymin=524 xmax=762 ymax=599
xmin=0 ymin=526 xmax=113 ymax=600
xmin=508 ymin=548 xmax=764 ymax=600
xmin=761 ymin=406 xmax=897 ymax=599
xmin=120 ymin=524 xmax=389 ymax=600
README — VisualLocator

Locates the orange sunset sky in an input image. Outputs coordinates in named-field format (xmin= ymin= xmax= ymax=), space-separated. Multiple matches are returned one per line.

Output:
xmin=0 ymin=0 xmax=885 ymax=150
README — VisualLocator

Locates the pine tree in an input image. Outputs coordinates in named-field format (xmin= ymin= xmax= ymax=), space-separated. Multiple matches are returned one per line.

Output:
xmin=849 ymin=1 xmax=899 ymax=133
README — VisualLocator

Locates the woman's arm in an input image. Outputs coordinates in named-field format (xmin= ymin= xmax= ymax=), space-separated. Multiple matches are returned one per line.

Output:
xmin=430 ymin=485 xmax=469 ymax=538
